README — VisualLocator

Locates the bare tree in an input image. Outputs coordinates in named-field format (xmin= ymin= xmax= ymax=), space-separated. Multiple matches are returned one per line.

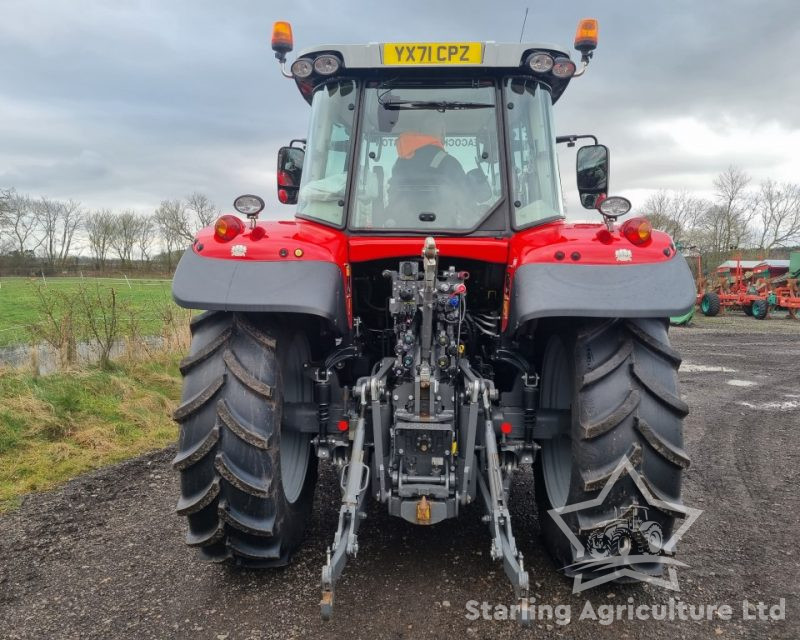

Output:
xmin=85 ymin=209 xmax=116 ymax=270
xmin=642 ymin=190 xmax=672 ymax=231
xmin=37 ymin=197 xmax=83 ymax=269
xmin=1 ymin=192 xmax=43 ymax=255
xmin=76 ymin=282 xmax=120 ymax=370
xmin=158 ymin=199 xmax=193 ymax=244
xmin=110 ymin=210 xmax=144 ymax=267
xmin=753 ymin=179 xmax=800 ymax=250
xmin=186 ymin=192 xmax=218 ymax=228
xmin=136 ymin=214 xmax=157 ymax=264
xmin=695 ymin=205 xmax=730 ymax=253
xmin=0 ymin=187 xmax=11 ymax=228
xmin=710 ymin=166 xmax=753 ymax=251
xmin=642 ymin=190 xmax=708 ymax=244
xmin=156 ymin=199 xmax=191 ymax=271
xmin=0 ymin=188 xmax=12 ymax=255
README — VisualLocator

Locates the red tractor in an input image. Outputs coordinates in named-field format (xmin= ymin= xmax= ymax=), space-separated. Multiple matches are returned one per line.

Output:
xmin=171 ymin=19 xmax=695 ymax=621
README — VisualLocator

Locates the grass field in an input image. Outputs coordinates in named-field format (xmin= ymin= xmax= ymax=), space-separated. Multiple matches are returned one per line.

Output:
xmin=0 ymin=353 xmax=182 ymax=511
xmin=0 ymin=276 xmax=177 ymax=346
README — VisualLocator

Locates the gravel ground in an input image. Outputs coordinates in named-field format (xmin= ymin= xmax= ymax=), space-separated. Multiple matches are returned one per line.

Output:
xmin=1 ymin=316 xmax=798 ymax=639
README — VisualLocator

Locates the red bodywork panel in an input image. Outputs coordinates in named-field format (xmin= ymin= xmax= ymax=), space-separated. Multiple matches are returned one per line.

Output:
xmin=193 ymin=217 xmax=676 ymax=329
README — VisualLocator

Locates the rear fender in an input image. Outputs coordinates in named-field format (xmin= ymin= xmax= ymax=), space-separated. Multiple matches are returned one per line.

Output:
xmin=506 ymin=222 xmax=696 ymax=332
xmin=172 ymin=219 xmax=349 ymax=334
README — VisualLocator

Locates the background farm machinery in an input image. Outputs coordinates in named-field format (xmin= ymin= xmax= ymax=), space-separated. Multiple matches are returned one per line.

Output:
xmin=697 ymin=252 xmax=800 ymax=320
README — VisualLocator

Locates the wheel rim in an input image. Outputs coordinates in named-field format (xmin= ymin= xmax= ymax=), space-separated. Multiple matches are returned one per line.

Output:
xmin=280 ymin=332 xmax=311 ymax=504
xmin=540 ymin=336 xmax=572 ymax=509
xmin=701 ymin=297 xmax=709 ymax=313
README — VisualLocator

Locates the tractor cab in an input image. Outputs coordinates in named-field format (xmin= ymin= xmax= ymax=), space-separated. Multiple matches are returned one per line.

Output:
xmin=269 ymin=20 xmax=623 ymax=236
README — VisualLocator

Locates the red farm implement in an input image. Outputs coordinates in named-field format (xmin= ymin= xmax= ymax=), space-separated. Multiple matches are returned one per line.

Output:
xmin=699 ymin=253 xmax=800 ymax=320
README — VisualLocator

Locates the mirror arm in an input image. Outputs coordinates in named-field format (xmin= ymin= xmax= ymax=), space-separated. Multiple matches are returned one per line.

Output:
xmin=556 ymin=134 xmax=598 ymax=147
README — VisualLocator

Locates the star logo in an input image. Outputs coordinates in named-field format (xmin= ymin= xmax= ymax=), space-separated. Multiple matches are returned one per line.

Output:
xmin=548 ymin=454 xmax=702 ymax=593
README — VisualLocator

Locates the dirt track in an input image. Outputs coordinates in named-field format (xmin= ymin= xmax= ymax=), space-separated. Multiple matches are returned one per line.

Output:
xmin=1 ymin=317 xmax=799 ymax=639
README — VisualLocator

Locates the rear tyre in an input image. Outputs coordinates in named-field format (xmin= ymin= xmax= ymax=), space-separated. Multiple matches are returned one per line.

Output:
xmin=751 ymin=299 xmax=768 ymax=320
xmin=173 ymin=311 xmax=317 ymax=567
xmin=534 ymin=319 xmax=690 ymax=577
xmin=700 ymin=292 xmax=720 ymax=316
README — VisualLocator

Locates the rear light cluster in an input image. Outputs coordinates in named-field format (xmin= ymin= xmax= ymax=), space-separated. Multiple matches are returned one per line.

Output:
xmin=214 ymin=215 xmax=244 ymax=242
xmin=621 ymin=217 xmax=653 ymax=245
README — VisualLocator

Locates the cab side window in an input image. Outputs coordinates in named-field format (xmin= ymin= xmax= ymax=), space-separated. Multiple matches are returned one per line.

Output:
xmin=296 ymin=81 xmax=357 ymax=225
xmin=505 ymin=78 xmax=563 ymax=227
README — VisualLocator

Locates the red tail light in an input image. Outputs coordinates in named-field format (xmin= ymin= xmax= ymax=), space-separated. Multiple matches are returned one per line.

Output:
xmin=214 ymin=215 xmax=244 ymax=242
xmin=621 ymin=217 xmax=652 ymax=245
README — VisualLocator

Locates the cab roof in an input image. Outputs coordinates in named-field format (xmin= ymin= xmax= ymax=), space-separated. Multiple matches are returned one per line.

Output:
xmin=291 ymin=41 xmax=575 ymax=104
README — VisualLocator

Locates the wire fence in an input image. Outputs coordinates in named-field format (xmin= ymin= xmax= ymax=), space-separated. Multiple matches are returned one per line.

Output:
xmin=0 ymin=275 xmax=172 ymax=287
xmin=0 ymin=275 xmax=181 ymax=348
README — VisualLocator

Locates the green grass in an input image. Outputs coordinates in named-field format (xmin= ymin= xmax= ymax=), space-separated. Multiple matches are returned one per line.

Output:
xmin=0 ymin=353 xmax=182 ymax=511
xmin=0 ymin=276 xmax=177 ymax=346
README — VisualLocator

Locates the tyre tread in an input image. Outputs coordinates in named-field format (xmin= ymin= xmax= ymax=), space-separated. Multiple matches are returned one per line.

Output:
xmin=625 ymin=320 xmax=682 ymax=366
xmin=579 ymin=443 xmax=642 ymax=492
xmin=174 ymin=312 xmax=314 ymax=567
xmin=223 ymin=349 xmax=273 ymax=399
xmin=635 ymin=417 xmax=691 ymax=469
xmin=580 ymin=389 xmax=640 ymax=439
xmin=173 ymin=375 xmax=225 ymax=422
xmin=631 ymin=362 xmax=689 ymax=416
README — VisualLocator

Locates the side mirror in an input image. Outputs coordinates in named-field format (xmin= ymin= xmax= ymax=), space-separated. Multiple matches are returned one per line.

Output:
xmin=277 ymin=146 xmax=304 ymax=205
xmin=576 ymin=144 xmax=609 ymax=209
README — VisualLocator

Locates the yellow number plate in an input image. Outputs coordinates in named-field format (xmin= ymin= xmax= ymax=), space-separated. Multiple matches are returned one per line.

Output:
xmin=383 ymin=42 xmax=483 ymax=66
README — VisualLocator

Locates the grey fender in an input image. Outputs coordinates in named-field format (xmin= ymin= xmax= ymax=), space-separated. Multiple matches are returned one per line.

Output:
xmin=507 ymin=255 xmax=696 ymax=332
xmin=172 ymin=249 xmax=348 ymax=333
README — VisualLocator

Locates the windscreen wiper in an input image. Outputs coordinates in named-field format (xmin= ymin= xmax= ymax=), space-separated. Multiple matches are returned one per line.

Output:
xmin=381 ymin=100 xmax=494 ymax=111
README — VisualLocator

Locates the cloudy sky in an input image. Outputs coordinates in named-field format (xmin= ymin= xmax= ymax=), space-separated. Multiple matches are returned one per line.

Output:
xmin=2 ymin=0 xmax=798 ymax=219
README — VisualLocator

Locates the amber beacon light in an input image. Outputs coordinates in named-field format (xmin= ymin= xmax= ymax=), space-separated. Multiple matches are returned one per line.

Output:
xmin=574 ymin=18 xmax=598 ymax=53
xmin=271 ymin=21 xmax=294 ymax=60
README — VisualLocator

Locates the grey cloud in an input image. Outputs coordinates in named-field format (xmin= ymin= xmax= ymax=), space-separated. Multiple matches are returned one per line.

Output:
xmin=1 ymin=0 xmax=798 ymax=216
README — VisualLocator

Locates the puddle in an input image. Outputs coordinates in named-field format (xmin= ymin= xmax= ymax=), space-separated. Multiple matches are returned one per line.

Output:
xmin=727 ymin=380 xmax=758 ymax=387
xmin=0 ymin=337 xmax=166 ymax=375
xmin=737 ymin=400 xmax=800 ymax=411
xmin=680 ymin=364 xmax=737 ymax=373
